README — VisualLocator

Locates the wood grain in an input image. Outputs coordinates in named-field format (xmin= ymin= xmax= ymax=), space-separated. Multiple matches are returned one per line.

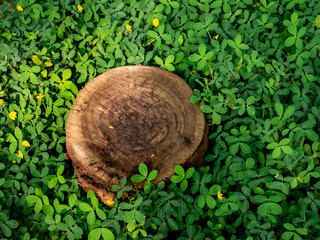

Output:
xmin=66 ymin=65 xmax=208 ymax=205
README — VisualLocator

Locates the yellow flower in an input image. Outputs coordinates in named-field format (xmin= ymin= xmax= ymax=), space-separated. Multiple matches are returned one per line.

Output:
xmin=12 ymin=160 xmax=16 ymax=164
xmin=217 ymin=191 xmax=223 ymax=200
xmin=22 ymin=141 xmax=30 ymax=148
xmin=36 ymin=94 xmax=45 ymax=100
xmin=9 ymin=112 xmax=17 ymax=120
xmin=126 ymin=24 xmax=132 ymax=31
xmin=214 ymin=35 xmax=219 ymax=40
xmin=41 ymin=70 xmax=47 ymax=78
xmin=17 ymin=5 xmax=23 ymax=11
xmin=0 ymin=99 xmax=3 ymax=106
xmin=77 ymin=5 xmax=83 ymax=12
xmin=18 ymin=151 xmax=23 ymax=159
xmin=106 ymin=198 xmax=114 ymax=205
xmin=152 ymin=18 xmax=159 ymax=27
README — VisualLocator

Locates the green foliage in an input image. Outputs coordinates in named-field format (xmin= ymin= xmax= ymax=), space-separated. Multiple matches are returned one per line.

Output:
xmin=1 ymin=0 xmax=320 ymax=239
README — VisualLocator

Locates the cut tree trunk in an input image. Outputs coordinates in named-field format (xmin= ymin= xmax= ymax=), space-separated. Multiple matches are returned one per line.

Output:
xmin=66 ymin=65 xmax=208 ymax=205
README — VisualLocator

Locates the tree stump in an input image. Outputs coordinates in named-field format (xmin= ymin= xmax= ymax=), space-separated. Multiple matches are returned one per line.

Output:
xmin=66 ymin=65 xmax=208 ymax=205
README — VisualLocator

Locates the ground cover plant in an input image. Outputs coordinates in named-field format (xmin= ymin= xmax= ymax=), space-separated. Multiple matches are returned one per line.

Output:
xmin=1 ymin=0 xmax=320 ymax=239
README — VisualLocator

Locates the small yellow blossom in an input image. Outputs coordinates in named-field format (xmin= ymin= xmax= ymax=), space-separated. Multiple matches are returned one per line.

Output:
xmin=18 ymin=151 xmax=23 ymax=159
xmin=152 ymin=18 xmax=159 ymax=27
xmin=22 ymin=141 xmax=30 ymax=148
xmin=151 ymin=153 xmax=155 ymax=158
xmin=12 ymin=160 xmax=16 ymax=164
xmin=9 ymin=112 xmax=17 ymax=120
xmin=126 ymin=24 xmax=132 ymax=31
xmin=17 ymin=5 xmax=23 ymax=11
xmin=0 ymin=99 xmax=3 ymax=106
xmin=41 ymin=70 xmax=47 ymax=78
xmin=77 ymin=5 xmax=83 ymax=12
xmin=109 ymin=126 xmax=114 ymax=129
xmin=214 ymin=35 xmax=219 ymax=40
xmin=106 ymin=198 xmax=114 ymax=205
xmin=36 ymin=94 xmax=45 ymax=100
xmin=217 ymin=191 xmax=223 ymax=200
xmin=190 ymin=70 xmax=197 ymax=75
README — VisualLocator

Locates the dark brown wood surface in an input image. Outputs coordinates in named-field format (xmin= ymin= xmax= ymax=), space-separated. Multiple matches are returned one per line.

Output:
xmin=66 ymin=65 xmax=208 ymax=205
